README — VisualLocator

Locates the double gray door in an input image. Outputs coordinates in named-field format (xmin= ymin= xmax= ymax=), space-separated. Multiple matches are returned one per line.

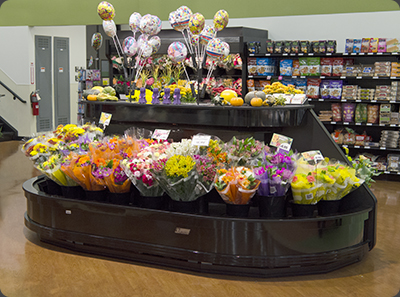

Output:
xmin=35 ymin=35 xmax=70 ymax=132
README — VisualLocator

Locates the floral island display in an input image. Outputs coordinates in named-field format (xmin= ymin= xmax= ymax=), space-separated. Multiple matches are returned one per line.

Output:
xmin=22 ymin=123 xmax=379 ymax=218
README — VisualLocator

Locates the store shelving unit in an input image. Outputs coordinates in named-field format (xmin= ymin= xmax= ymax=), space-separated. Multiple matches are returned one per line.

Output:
xmin=245 ymin=48 xmax=400 ymax=177
xmin=23 ymin=101 xmax=377 ymax=278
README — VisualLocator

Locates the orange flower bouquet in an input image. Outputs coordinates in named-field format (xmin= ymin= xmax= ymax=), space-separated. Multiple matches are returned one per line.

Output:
xmin=214 ymin=166 xmax=261 ymax=205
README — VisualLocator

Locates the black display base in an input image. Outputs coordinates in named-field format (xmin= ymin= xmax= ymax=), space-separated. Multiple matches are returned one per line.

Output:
xmin=24 ymin=176 xmax=376 ymax=278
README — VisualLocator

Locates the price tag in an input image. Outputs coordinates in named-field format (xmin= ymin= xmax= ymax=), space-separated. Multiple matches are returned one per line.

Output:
xmin=371 ymin=100 xmax=377 ymax=102
xmin=249 ymin=54 xmax=255 ymax=57
xmin=354 ymin=145 xmax=360 ymax=148
xmin=367 ymin=123 xmax=373 ymax=126
xmin=283 ymin=53 xmax=288 ymax=56
xmin=152 ymin=129 xmax=171 ymax=140
xmin=300 ymin=76 xmax=306 ymax=79
xmin=292 ymin=76 xmax=298 ymax=78
xmin=326 ymin=53 xmax=332 ymax=56
xmin=368 ymin=53 xmax=374 ymax=55
xmin=377 ymin=52 xmax=383 ymax=55
xmin=390 ymin=101 xmax=396 ymax=103
xmin=341 ymin=99 xmax=347 ymax=102
xmin=265 ymin=53 xmax=271 ymax=56
xmin=342 ymin=145 xmax=348 ymax=148
xmin=270 ymin=133 xmax=293 ymax=152
xmin=359 ymin=53 xmax=365 ymax=55
xmin=390 ymin=77 xmax=396 ymax=80
xmin=192 ymin=134 xmax=211 ymax=146
xmin=356 ymin=123 xmax=361 ymax=125
xmin=330 ymin=121 xmax=336 ymax=124
xmin=320 ymin=76 xmax=326 ymax=79
xmin=290 ymin=53 xmax=296 ymax=56
xmin=384 ymin=171 xmax=390 ymax=174
xmin=340 ymin=76 xmax=346 ymax=79
xmin=298 ymin=53 xmax=304 ymax=56
xmin=356 ymin=100 xmax=361 ymax=102
xmin=343 ymin=122 xmax=349 ymax=125
xmin=373 ymin=77 xmax=379 ymax=79
xmin=99 ymin=112 xmax=112 ymax=128
xmin=365 ymin=146 xmax=370 ymax=149
xmin=380 ymin=147 xmax=387 ymax=150
xmin=318 ymin=98 xmax=324 ymax=101
xmin=379 ymin=123 xmax=385 ymax=126
xmin=343 ymin=53 xmax=349 ymax=55
xmin=356 ymin=77 xmax=362 ymax=79
xmin=309 ymin=53 xmax=314 ymax=56
xmin=248 ymin=75 xmax=254 ymax=78
xmin=351 ymin=53 xmax=357 ymax=56
xmin=301 ymin=150 xmax=324 ymax=162
xmin=267 ymin=76 xmax=272 ymax=80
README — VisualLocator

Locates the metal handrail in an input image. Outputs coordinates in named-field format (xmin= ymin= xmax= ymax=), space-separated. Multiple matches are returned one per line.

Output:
xmin=0 ymin=81 xmax=27 ymax=103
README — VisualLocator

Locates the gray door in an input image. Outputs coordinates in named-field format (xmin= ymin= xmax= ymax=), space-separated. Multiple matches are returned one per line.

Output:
xmin=54 ymin=37 xmax=70 ymax=127
xmin=35 ymin=35 xmax=52 ymax=132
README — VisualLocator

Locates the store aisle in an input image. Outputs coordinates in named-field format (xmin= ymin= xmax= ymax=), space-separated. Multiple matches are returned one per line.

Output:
xmin=1 ymin=140 xmax=400 ymax=297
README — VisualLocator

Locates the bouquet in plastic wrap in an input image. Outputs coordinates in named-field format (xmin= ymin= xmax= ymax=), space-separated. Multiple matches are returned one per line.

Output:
xmin=153 ymin=154 xmax=200 ymax=202
xmin=88 ymin=136 xmax=136 ymax=193
xmin=122 ymin=141 xmax=170 ymax=197
xmin=214 ymin=166 xmax=261 ymax=205
xmin=193 ymin=154 xmax=218 ymax=197
xmin=290 ymin=159 xmax=326 ymax=205
xmin=224 ymin=136 xmax=265 ymax=166
xmin=253 ymin=147 xmax=297 ymax=197
xmin=322 ymin=159 xmax=362 ymax=201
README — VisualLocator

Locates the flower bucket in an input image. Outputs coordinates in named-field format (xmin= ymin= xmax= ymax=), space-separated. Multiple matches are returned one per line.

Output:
xmin=61 ymin=185 xmax=85 ymax=200
xmin=226 ymin=203 xmax=250 ymax=218
xmin=85 ymin=189 xmax=107 ymax=202
xmin=258 ymin=194 xmax=287 ymax=218
xmin=138 ymin=194 xmax=166 ymax=210
xmin=170 ymin=199 xmax=198 ymax=214
xmin=46 ymin=178 xmax=63 ymax=196
xmin=290 ymin=201 xmax=316 ymax=218
xmin=108 ymin=191 xmax=131 ymax=205
xmin=317 ymin=199 xmax=341 ymax=216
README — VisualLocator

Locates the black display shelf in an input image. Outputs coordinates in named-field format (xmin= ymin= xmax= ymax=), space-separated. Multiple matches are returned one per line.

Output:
xmin=249 ymin=75 xmax=400 ymax=80
xmin=309 ymin=98 xmax=400 ymax=104
xmin=342 ymin=144 xmax=400 ymax=152
xmin=249 ymin=52 xmax=400 ymax=58
xmin=24 ymin=174 xmax=374 ymax=278
xmin=321 ymin=121 xmax=400 ymax=128
xmin=23 ymin=105 xmax=378 ymax=277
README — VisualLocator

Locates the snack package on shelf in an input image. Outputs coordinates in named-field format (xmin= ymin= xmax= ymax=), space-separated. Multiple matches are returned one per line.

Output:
xmin=361 ymin=38 xmax=370 ymax=53
xmin=342 ymin=85 xmax=358 ymax=100
xmin=320 ymin=81 xmax=330 ymax=99
xmin=318 ymin=110 xmax=332 ymax=122
xmin=369 ymin=38 xmax=379 ymax=53
xmin=321 ymin=58 xmax=333 ymax=76
xmin=332 ymin=58 xmax=344 ymax=77
xmin=342 ymin=103 xmax=356 ymax=122
xmin=331 ymin=130 xmax=344 ymax=144
xmin=386 ymin=38 xmax=400 ymax=53
xmin=306 ymin=78 xmax=321 ymax=99
xmin=345 ymin=39 xmax=354 ymax=53
xmin=353 ymin=39 xmax=362 ymax=53
xmin=387 ymin=154 xmax=400 ymax=172
xmin=331 ymin=103 xmax=342 ymax=122
xmin=300 ymin=40 xmax=310 ymax=54
xmin=266 ymin=39 xmax=274 ymax=54
xmin=355 ymin=103 xmax=368 ymax=123
xmin=329 ymin=80 xmax=343 ymax=99
xmin=378 ymin=38 xmax=387 ymax=53
xmin=367 ymin=104 xmax=379 ymax=124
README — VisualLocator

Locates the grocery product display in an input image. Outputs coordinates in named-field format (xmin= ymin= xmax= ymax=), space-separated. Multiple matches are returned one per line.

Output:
xmin=246 ymin=39 xmax=400 ymax=178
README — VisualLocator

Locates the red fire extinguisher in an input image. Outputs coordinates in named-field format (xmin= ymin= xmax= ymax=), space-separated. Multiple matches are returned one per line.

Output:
xmin=30 ymin=90 xmax=40 ymax=116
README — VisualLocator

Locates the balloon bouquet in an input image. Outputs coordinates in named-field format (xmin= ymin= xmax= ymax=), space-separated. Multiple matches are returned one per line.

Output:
xmin=97 ymin=1 xmax=162 ymax=95
xmin=168 ymin=6 xmax=230 ymax=103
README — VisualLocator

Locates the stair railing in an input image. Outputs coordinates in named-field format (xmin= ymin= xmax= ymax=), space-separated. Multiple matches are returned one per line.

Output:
xmin=0 ymin=81 xmax=27 ymax=103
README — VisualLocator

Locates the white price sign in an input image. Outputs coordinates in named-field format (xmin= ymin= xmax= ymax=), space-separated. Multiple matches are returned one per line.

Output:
xmin=192 ymin=135 xmax=211 ymax=146
xmin=301 ymin=150 xmax=324 ymax=162
xmin=270 ymin=133 xmax=293 ymax=151
xmin=152 ymin=129 xmax=171 ymax=140
xmin=99 ymin=112 xmax=112 ymax=127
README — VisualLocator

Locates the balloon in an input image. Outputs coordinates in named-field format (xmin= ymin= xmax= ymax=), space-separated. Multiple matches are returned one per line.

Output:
xmin=137 ymin=34 xmax=148 ymax=49
xmin=123 ymin=36 xmax=138 ymax=57
xmin=169 ymin=11 xmax=184 ymax=32
xmin=221 ymin=41 xmax=230 ymax=58
xmin=129 ymin=12 xmax=142 ymax=33
xmin=139 ymin=14 xmax=162 ymax=36
xmin=148 ymin=36 xmax=161 ymax=54
xmin=188 ymin=13 xmax=205 ymax=35
xmin=97 ymin=1 xmax=115 ymax=21
xmin=213 ymin=10 xmax=229 ymax=31
xmin=168 ymin=41 xmax=188 ymax=63
xmin=140 ymin=42 xmax=153 ymax=58
xmin=91 ymin=33 xmax=103 ymax=51
xmin=190 ymin=34 xmax=199 ymax=47
xmin=199 ymin=25 xmax=216 ymax=45
xmin=102 ymin=20 xmax=117 ymax=38
xmin=206 ymin=38 xmax=224 ymax=59
xmin=175 ymin=5 xmax=192 ymax=29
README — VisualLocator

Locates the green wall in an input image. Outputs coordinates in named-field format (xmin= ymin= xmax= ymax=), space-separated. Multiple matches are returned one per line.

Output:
xmin=0 ymin=0 xmax=399 ymax=26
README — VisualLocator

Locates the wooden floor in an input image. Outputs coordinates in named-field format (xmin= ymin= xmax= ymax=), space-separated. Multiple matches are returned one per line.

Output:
xmin=1 ymin=140 xmax=400 ymax=297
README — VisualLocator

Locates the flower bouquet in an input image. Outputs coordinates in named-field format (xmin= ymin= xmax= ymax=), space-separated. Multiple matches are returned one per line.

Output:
xmin=254 ymin=148 xmax=297 ymax=197
xmin=224 ymin=136 xmax=265 ymax=166
xmin=214 ymin=166 xmax=261 ymax=205
xmin=121 ymin=141 xmax=170 ymax=198
xmin=154 ymin=154 xmax=199 ymax=202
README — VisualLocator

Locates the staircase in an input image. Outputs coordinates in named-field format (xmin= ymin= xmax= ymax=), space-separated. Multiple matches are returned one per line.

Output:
xmin=0 ymin=115 xmax=19 ymax=142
